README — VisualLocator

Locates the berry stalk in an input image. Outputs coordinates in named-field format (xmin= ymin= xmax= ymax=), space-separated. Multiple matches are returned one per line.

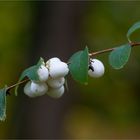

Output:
xmin=6 ymin=79 xmax=29 ymax=93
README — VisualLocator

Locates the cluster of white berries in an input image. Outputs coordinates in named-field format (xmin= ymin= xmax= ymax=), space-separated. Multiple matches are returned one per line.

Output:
xmin=23 ymin=57 xmax=105 ymax=99
xmin=24 ymin=57 xmax=69 ymax=98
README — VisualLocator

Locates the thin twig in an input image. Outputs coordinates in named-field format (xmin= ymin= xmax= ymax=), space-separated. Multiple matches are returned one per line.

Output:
xmin=89 ymin=47 xmax=115 ymax=56
xmin=89 ymin=42 xmax=140 ymax=57
xmin=7 ymin=78 xmax=29 ymax=91
xmin=131 ymin=42 xmax=140 ymax=47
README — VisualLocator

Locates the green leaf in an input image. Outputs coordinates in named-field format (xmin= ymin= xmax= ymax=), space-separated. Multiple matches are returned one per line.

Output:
xmin=127 ymin=21 xmax=140 ymax=42
xmin=109 ymin=44 xmax=131 ymax=69
xmin=68 ymin=47 xmax=89 ymax=84
xmin=0 ymin=86 xmax=7 ymax=121
xmin=20 ymin=57 xmax=44 ymax=81
xmin=15 ymin=57 xmax=44 ymax=96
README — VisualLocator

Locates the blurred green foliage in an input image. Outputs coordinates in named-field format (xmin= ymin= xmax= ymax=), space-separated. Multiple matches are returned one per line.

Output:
xmin=0 ymin=1 xmax=33 ymax=138
xmin=0 ymin=1 xmax=140 ymax=139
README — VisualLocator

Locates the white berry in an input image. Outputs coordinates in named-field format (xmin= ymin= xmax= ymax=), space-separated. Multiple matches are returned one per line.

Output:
xmin=88 ymin=59 xmax=105 ymax=78
xmin=46 ymin=57 xmax=61 ymax=67
xmin=47 ymin=77 xmax=65 ymax=88
xmin=47 ymin=86 xmax=65 ymax=99
xmin=24 ymin=81 xmax=48 ymax=98
xmin=49 ymin=61 xmax=69 ymax=78
xmin=37 ymin=65 xmax=49 ymax=82
xmin=30 ymin=81 xmax=48 ymax=96
xmin=48 ymin=57 xmax=61 ymax=63
xmin=24 ymin=81 xmax=34 ymax=97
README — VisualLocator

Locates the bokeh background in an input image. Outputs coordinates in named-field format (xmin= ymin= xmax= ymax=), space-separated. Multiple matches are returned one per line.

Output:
xmin=0 ymin=1 xmax=140 ymax=139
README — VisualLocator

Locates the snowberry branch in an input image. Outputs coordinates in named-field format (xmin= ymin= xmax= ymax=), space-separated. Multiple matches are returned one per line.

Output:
xmin=1 ymin=21 xmax=140 ymax=122
xmin=4 ymin=41 xmax=140 ymax=95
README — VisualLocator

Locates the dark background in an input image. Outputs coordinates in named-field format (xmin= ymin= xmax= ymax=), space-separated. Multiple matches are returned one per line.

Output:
xmin=0 ymin=1 xmax=140 ymax=139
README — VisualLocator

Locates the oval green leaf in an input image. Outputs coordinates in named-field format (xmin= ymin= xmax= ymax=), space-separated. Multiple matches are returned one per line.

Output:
xmin=0 ymin=86 xmax=7 ymax=121
xmin=15 ymin=57 xmax=44 ymax=95
xmin=19 ymin=57 xmax=44 ymax=81
xmin=68 ymin=47 xmax=89 ymax=84
xmin=127 ymin=21 xmax=140 ymax=42
xmin=109 ymin=44 xmax=131 ymax=69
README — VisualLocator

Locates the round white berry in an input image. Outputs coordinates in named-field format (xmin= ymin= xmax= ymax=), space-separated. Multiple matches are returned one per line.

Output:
xmin=46 ymin=57 xmax=61 ymax=67
xmin=30 ymin=81 xmax=48 ymax=96
xmin=47 ymin=77 xmax=65 ymax=88
xmin=24 ymin=81 xmax=37 ymax=98
xmin=48 ymin=57 xmax=61 ymax=63
xmin=47 ymin=86 xmax=65 ymax=99
xmin=88 ymin=59 xmax=105 ymax=78
xmin=49 ymin=61 xmax=69 ymax=78
xmin=37 ymin=65 xmax=49 ymax=82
